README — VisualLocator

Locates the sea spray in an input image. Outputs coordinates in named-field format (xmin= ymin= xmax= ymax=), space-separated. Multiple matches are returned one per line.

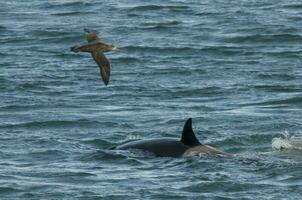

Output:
xmin=272 ymin=131 xmax=302 ymax=151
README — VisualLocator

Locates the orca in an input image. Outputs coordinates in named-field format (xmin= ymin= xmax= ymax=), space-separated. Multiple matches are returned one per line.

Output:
xmin=114 ymin=118 xmax=230 ymax=157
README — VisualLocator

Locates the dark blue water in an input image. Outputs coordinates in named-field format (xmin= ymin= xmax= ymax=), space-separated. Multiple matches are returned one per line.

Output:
xmin=1 ymin=0 xmax=302 ymax=199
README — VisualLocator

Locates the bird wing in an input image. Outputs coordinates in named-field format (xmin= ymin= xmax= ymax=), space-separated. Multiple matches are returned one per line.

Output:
xmin=71 ymin=43 xmax=92 ymax=52
xmin=91 ymin=51 xmax=111 ymax=85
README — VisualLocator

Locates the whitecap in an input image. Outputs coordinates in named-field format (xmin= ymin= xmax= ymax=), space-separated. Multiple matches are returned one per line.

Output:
xmin=272 ymin=132 xmax=302 ymax=151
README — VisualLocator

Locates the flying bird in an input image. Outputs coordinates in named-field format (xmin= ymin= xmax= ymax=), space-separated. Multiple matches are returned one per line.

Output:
xmin=71 ymin=28 xmax=119 ymax=85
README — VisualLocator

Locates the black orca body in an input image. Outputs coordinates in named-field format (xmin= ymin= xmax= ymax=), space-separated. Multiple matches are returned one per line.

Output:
xmin=116 ymin=138 xmax=189 ymax=157
xmin=115 ymin=118 xmax=229 ymax=157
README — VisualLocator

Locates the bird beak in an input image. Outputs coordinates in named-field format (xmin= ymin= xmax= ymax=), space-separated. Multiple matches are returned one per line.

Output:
xmin=84 ymin=28 xmax=90 ymax=33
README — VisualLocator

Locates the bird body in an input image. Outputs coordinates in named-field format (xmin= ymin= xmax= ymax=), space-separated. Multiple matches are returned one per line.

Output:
xmin=71 ymin=29 xmax=119 ymax=85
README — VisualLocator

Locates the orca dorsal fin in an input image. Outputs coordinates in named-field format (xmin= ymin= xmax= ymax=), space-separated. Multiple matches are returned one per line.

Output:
xmin=180 ymin=118 xmax=202 ymax=146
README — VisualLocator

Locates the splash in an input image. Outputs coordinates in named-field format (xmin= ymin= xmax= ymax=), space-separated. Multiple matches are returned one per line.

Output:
xmin=272 ymin=131 xmax=302 ymax=151
xmin=125 ymin=134 xmax=141 ymax=141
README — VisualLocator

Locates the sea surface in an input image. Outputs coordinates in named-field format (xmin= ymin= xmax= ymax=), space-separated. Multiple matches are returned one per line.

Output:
xmin=1 ymin=0 xmax=302 ymax=199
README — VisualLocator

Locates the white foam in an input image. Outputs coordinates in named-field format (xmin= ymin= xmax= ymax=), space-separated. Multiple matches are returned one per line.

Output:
xmin=272 ymin=131 xmax=302 ymax=151
xmin=125 ymin=134 xmax=141 ymax=141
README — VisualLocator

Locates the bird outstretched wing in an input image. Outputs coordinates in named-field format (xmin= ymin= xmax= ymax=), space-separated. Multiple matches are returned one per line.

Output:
xmin=91 ymin=51 xmax=111 ymax=85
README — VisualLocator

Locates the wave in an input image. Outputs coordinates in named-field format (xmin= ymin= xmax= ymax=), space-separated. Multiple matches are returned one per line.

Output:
xmin=225 ymin=33 xmax=302 ymax=43
xmin=282 ymin=3 xmax=302 ymax=9
xmin=0 ymin=186 xmax=21 ymax=195
xmin=201 ymin=46 xmax=244 ymax=55
xmin=195 ymin=11 xmax=221 ymax=16
xmin=0 ymin=36 xmax=34 ymax=45
xmin=28 ymin=149 xmax=66 ymax=157
xmin=253 ymin=84 xmax=301 ymax=93
xmin=18 ymin=29 xmax=83 ymax=44
xmin=138 ymin=25 xmax=177 ymax=30
xmin=78 ymin=150 xmax=132 ymax=162
xmin=122 ymin=45 xmax=198 ymax=54
xmin=140 ymin=20 xmax=180 ymax=27
xmin=0 ymin=25 xmax=6 ymax=30
xmin=50 ymin=171 xmax=96 ymax=178
xmin=15 ymin=82 xmax=50 ymax=91
xmin=41 ymin=1 xmax=93 ymax=9
xmin=111 ymin=56 xmax=140 ymax=63
xmin=51 ymin=11 xmax=95 ymax=16
xmin=164 ymin=86 xmax=225 ymax=97
xmin=241 ymin=96 xmax=302 ymax=107
xmin=122 ymin=45 xmax=243 ymax=56
xmin=139 ymin=20 xmax=181 ymax=30
xmin=128 ymin=4 xmax=188 ymax=12
xmin=0 ymin=119 xmax=101 ymax=129
xmin=214 ymin=133 xmax=274 ymax=147
xmin=83 ymin=138 xmax=115 ymax=148
xmin=30 ymin=30 xmax=72 ymax=37
xmin=272 ymin=133 xmax=302 ymax=151
xmin=257 ymin=72 xmax=295 ymax=81
xmin=264 ymin=50 xmax=302 ymax=58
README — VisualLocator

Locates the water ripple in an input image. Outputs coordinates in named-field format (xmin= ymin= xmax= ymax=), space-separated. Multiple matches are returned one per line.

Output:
xmin=1 ymin=0 xmax=302 ymax=199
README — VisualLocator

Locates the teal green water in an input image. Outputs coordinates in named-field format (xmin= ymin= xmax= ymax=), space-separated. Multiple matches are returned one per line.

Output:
xmin=1 ymin=0 xmax=302 ymax=199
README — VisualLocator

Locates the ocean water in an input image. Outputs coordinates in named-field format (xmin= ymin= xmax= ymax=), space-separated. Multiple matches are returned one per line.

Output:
xmin=1 ymin=0 xmax=302 ymax=199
